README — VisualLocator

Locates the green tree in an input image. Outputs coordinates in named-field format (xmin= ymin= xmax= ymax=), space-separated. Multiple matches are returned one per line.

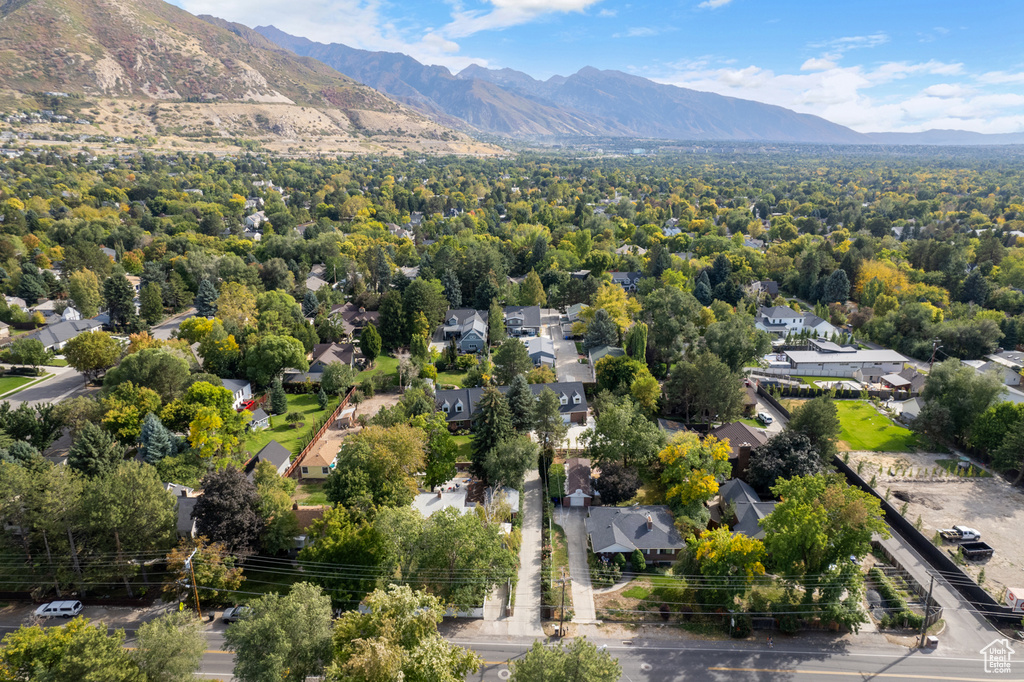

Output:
xmin=403 ymin=277 xmax=449 ymax=330
xmin=192 ymin=467 xmax=264 ymax=555
xmin=822 ymin=268 xmax=850 ymax=304
xmin=471 ymin=386 xmax=513 ymax=478
xmin=64 ymin=329 xmax=121 ymax=382
xmin=510 ymin=638 xmax=621 ymax=682
xmin=299 ymin=505 xmax=386 ymax=602
xmin=196 ymin=320 xmax=240 ymax=378
xmin=138 ymin=412 xmax=178 ymax=463
xmin=680 ymin=526 xmax=765 ymax=607
xmin=243 ymin=334 xmax=308 ymax=387
xmin=101 ymin=381 xmax=163 ymax=444
xmin=786 ymin=395 xmax=842 ymax=462
xmin=441 ymin=268 xmax=462 ymax=308
xmin=165 ymin=537 xmax=244 ymax=606
xmin=703 ymin=314 xmax=771 ymax=373
xmin=140 ymin=281 xmax=164 ymax=324
xmin=584 ymin=308 xmax=618 ymax=350
xmin=194 ymin=279 xmax=218 ymax=317
xmin=326 ymin=425 xmax=425 ymax=509
xmin=584 ymin=395 xmax=665 ymax=470
xmin=630 ymin=373 xmax=661 ymax=417
xmin=226 ymin=582 xmax=334 ymax=682
xmin=664 ymin=351 xmax=744 ymax=424
xmin=493 ymin=337 xmax=533 ymax=385
xmin=302 ymin=290 xmax=320 ymax=318
xmin=520 ymin=269 xmax=547 ymax=306
xmin=970 ymin=402 xmax=1024 ymax=454
xmin=506 ymin=373 xmax=535 ymax=433
xmin=0 ymin=617 xmax=141 ymax=682
xmin=533 ymin=387 xmax=569 ymax=454
xmin=378 ymin=290 xmax=407 ymax=351
xmin=914 ymin=358 xmax=1003 ymax=445
xmin=254 ymin=460 xmax=301 ymax=555
xmin=103 ymin=348 xmax=191 ymax=403
xmin=625 ymin=321 xmax=648 ymax=362
xmin=270 ymin=379 xmax=288 ymax=414
xmin=8 ymin=337 xmax=50 ymax=374
xmin=104 ymin=271 xmax=140 ymax=331
xmin=133 ymin=611 xmax=206 ymax=682
xmin=659 ymin=433 xmax=732 ymax=530
xmin=413 ymin=412 xmax=460 ymax=490
xmin=993 ymin=418 xmax=1024 ymax=484
xmin=67 ymin=420 xmax=125 ymax=477
xmin=488 ymin=298 xmax=506 ymax=345
xmin=591 ymin=461 xmax=640 ymax=505
xmin=320 ymin=362 xmax=356 ymax=396
xmin=631 ymin=548 xmax=646 ymax=573
xmin=360 ymin=322 xmax=382 ymax=365
xmin=165 ymin=271 xmax=193 ymax=311
xmin=68 ymin=268 xmax=102 ymax=318
xmin=747 ymin=431 xmax=822 ymax=492
xmin=595 ymin=354 xmax=648 ymax=394
xmin=216 ymin=282 xmax=258 ymax=329
xmin=328 ymin=585 xmax=481 ymax=682
xmin=483 ymin=435 xmax=537 ymax=489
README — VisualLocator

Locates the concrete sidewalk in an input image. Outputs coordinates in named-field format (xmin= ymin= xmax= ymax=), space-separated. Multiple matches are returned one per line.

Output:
xmin=507 ymin=467 xmax=543 ymax=637
xmin=877 ymin=531 xmax=1002 ymax=655
xmin=557 ymin=507 xmax=598 ymax=623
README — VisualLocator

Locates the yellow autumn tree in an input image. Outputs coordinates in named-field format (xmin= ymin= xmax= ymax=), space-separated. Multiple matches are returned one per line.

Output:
xmin=684 ymin=526 xmax=766 ymax=606
xmin=579 ymin=282 xmax=641 ymax=332
xmin=854 ymin=260 xmax=908 ymax=300
xmin=659 ymin=433 xmax=732 ymax=531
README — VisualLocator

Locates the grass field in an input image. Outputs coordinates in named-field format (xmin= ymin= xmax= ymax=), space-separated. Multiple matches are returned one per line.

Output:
xmin=354 ymin=355 xmax=399 ymax=384
xmin=436 ymin=369 xmax=469 ymax=388
xmin=452 ymin=434 xmax=473 ymax=461
xmin=294 ymin=480 xmax=329 ymax=504
xmin=241 ymin=393 xmax=339 ymax=458
xmin=836 ymin=401 xmax=921 ymax=452
xmin=0 ymin=375 xmax=35 ymax=395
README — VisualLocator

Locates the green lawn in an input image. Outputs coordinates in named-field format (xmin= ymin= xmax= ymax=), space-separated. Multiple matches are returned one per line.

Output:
xmin=242 ymin=393 xmax=340 ymax=458
xmin=452 ymin=434 xmax=473 ymax=462
xmin=45 ymin=358 xmax=69 ymax=367
xmin=436 ymin=369 xmax=469 ymax=388
xmin=354 ymin=355 xmax=399 ymax=384
xmin=0 ymin=375 xmax=37 ymax=395
xmin=836 ymin=401 xmax=921 ymax=452
xmin=739 ymin=417 xmax=765 ymax=429
xmin=294 ymin=480 xmax=329 ymax=504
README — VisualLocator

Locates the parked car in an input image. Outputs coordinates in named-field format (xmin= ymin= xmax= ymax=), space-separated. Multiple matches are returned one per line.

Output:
xmin=34 ymin=600 xmax=83 ymax=618
xmin=222 ymin=605 xmax=250 ymax=623
xmin=939 ymin=526 xmax=981 ymax=542
xmin=756 ymin=411 xmax=773 ymax=426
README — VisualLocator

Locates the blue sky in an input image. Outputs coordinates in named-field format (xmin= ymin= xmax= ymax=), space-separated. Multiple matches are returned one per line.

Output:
xmin=172 ymin=0 xmax=1024 ymax=134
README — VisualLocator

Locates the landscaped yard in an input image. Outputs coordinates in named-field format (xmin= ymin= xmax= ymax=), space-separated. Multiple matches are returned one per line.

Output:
xmin=0 ymin=375 xmax=35 ymax=395
xmin=436 ymin=369 xmax=469 ymax=388
xmin=241 ymin=393 xmax=340 ymax=458
xmin=354 ymin=355 xmax=399 ymax=384
xmin=452 ymin=434 xmax=473 ymax=461
xmin=294 ymin=480 xmax=329 ymax=505
xmin=836 ymin=401 xmax=921 ymax=452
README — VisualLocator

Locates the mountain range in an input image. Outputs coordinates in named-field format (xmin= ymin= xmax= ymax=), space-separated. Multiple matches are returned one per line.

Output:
xmin=255 ymin=25 xmax=1024 ymax=147
xmin=0 ymin=0 xmax=490 ymax=154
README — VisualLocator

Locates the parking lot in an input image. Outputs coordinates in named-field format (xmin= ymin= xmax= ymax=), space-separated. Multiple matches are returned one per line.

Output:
xmin=847 ymin=450 xmax=1024 ymax=603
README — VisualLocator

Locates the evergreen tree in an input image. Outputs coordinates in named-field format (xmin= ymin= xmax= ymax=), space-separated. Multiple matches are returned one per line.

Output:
xmin=520 ymin=270 xmax=547 ymax=306
xmin=961 ymin=269 xmax=991 ymax=305
xmin=270 ymin=379 xmax=288 ymax=415
xmin=317 ymin=386 xmax=329 ymax=411
xmin=488 ymin=299 xmax=506 ymax=345
xmin=534 ymin=387 xmax=569 ymax=453
xmin=471 ymin=387 xmax=513 ymax=479
xmin=441 ymin=267 xmax=462 ymax=308
xmin=507 ymin=374 xmax=535 ymax=433
xmin=138 ymin=412 xmax=177 ymax=464
xmin=694 ymin=271 xmax=713 ymax=306
xmin=378 ymin=290 xmax=407 ymax=351
xmin=139 ymin=281 xmax=164 ymax=324
xmin=164 ymin=271 xmax=193 ymax=312
xmin=709 ymin=254 xmax=732 ymax=288
xmin=584 ymin=309 xmax=618 ymax=350
xmin=625 ymin=321 xmax=648 ymax=361
xmin=194 ymin=279 xmax=218 ymax=317
xmin=302 ymin=290 xmax=319 ymax=317
xmin=104 ymin=271 xmax=140 ymax=330
xmin=822 ymin=268 xmax=850 ymax=304
xmin=68 ymin=420 xmax=125 ymax=477
xmin=360 ymin=323 xmax=382 ymax=365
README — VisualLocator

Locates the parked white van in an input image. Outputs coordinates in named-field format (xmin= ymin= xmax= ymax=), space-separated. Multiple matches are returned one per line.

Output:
xmin=34 ymin=600 xmax=83 ymax=618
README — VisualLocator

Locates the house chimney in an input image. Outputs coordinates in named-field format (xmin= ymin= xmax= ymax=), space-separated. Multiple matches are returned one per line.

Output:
xmin=358 ymin=307 xmax=366 ymax=313
xmin=180 ymin=489 xmax=188 ymax=497
xmin=646 ymin=514 xmax=653 ymax=531
xmin=737 ymin=444 xmax=752 ymax=478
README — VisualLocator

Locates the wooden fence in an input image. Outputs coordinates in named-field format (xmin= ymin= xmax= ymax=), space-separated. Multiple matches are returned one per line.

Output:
xmin=283 ymin=386 xmax=356 ymax=479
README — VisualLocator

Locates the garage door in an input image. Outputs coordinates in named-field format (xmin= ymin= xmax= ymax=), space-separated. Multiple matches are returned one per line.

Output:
xmin=561 ymin=414 xmax=571 ymax=424
xmin=570 ymin=496 xmax=584 ymax=507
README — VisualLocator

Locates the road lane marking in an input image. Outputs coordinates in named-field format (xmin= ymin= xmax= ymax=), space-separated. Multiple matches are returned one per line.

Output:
xmin=708 ymin=667 xmax=993 ymax=681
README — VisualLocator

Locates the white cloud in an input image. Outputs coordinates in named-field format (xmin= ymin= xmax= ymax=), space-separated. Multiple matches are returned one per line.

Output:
xmin=977 ymin=70 xmax=1024 ymax=85
xmin=598 ymin=8 xmax=617 ymax=17
xmin=698 ymin=0 xmax=734 ymax=8
xmin=809 ymin=32 xmax=889 ymax=55
xmin=444 ymin=0 xmax=603 ymax=38
xmin=614 ymin=27 xmax=662 ymax=38
xmin=801 ymin=57 xmax=837 ymax=72
xmin=650 ymin=58 xmax=1024 ymax=134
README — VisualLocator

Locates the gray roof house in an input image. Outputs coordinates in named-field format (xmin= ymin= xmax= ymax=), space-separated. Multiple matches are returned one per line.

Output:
xmin=609 ymin=271 xmax=643 ymax=291
xmin=247 ymin=440 xmax=292 ymax=478
xmin=248 ymin=408 xmax=270 ymax=431
xmin=165 ymin=484 xmax=198 ymax=538
xmin=221 ymin=378 xmax=252 ymax=410
xmin=711 ymin=479 xmax=776 ymax=540
xmin=503 ymin=305 xmax=542 ymax=336
xmin=755 ymin=305 xmax=838 ymax=339
xmin=441 ymin=309 xmax=488 ymax=353
xmin=521 ymin=336 xmax=555 ymax=366
xmin=585 ymin=506 xmax=684 ymax=565
xmin=305 ymin=274 xmax=329 ymax=292
xmin=436 ymin=382 xmax=588 ymax=429
xmin=26 ymin=318 xmax=103 ymax=351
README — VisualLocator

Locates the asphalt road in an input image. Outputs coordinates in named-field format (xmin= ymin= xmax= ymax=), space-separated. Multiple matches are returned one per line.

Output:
xmin=150 ymin=307 xmax=195 ymax=340
xmin=4 ymin=364 xmax=85 ymax=407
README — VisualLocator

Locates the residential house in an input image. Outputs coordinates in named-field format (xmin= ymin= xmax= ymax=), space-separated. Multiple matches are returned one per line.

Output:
xmin=709 ymin=422 xmax=768 ymax=479
xmin=657 ymin=418 xmax=688 ymax=438
xmin=563 ymin=458 xmax=592 ymax=507
xmin=244 ymin=211 xmax=266 ymax=229
xmin=987 ymin=350 xmax=1024 ymax=372
xmin=880 ymin=373 xmax=913 ymax=391
xmin=709 ymin=479 xmax=776 ymax=540
xmin=888 ymin=396 xmax=925 ymax=422
xmin=246 ymin=440 xmax=292 ymax=479
xmin=560 ymin=303 xmax=587 ymax=339
xmin=770 ymin=339 xmax=907 ymax=378
xmin=744 ymin=238 xmax=765 ymax=250
xmin=100 ymin=246 xmax=117 ymax=261
xmin=305 ymin=275 xmax=329 ymax=293
xmin=521 ymin=336 xmax=555 ymax=367
xmin=750 ymin=280 xmax=779 ymax=297
xmin=221 ymin=379 xmax=252 ymax=410
xmin=248 ymin=408 xmax=270 ymax=431
xmin=503 ymin=305 xmax=542 ymax=337
xmin=897 ymin=366 xmax=927 ymax=393
xmin=4 ymin=296 xmax=26 ymax=310
xmin=166 ymin=484 xmax=198 ymax=539
xmin=973 ymin=360 xmax=1022 ymax=387
xmin=441 ymin=309 xmax=488 ymax=353
xmin=853 ymin=366 xmax=887 ymax=385
xmin=329 ymin=303 xmax=380 ymax=339
xmin=754 ymin=305 xmax=838 ymax=339
xmin=300 ymin=447 xmax=336 ymax=479
xmin=388 ymin=223 xmax=414 ymax=240
xmin=285 ymin=342 xmax=362 ymax=384
xmin=608 ymin=271 xmax=643 ymax=292
xmin=585 ymin=506 xmax=685 ymax=565
xmin=589 ymin=345 xmax=625 ymax=382
xmin=0 ymin=321 xmax=8 ymax=340
xmin=615 ymin=244 xmax=648 ymax=257
xmin=25 ymin=318 xmax=103 ymax=351
xmin=412 ymin=480 xmax=519 ymax=524
xmin=31 ymin=301 xmax=82 ymax=324
xmin=436 ymin=381 xmax=588 ymax=430
xmin=569 ymin=270 xmax=591 ymax=280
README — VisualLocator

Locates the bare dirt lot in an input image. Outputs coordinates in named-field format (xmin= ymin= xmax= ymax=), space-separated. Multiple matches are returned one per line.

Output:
xmin=847 ymin=450 xmax=1024 ymax=602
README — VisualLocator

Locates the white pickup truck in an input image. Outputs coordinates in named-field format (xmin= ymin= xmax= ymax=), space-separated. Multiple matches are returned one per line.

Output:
xmin=938 ymin=525 xmax=981 ymax=542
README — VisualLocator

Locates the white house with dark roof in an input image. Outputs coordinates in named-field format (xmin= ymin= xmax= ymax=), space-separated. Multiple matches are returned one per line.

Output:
xmin=221 ymin=378 xmax=252 ymax=410
xmin=585 ymin=505 xmax=684 ymax=565
xmin=25 ymin=318 xmax=103 ymax=351
xmin=246 ymin=440 xmax=292 ymax=478
xmin=755 ymin=305 xmax=838 ymax=339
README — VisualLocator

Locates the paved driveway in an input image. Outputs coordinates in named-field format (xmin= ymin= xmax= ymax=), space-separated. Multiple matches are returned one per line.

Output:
xmin=543 ymin=308 xmax=587 ymax=383
xmin=557 ymin=507 xmax=598 ymax=623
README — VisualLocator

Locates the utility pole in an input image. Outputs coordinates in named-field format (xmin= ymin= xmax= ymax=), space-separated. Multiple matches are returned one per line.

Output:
xmin=184 ymin=548 xmax=202 ymax=620
xmin=919 ymin=575 xmax=935 ymax=648
xmin=558 ymin=569 xmax=568 ymax=638
xmin=929 ymin=340 xmax=942 ymax=371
